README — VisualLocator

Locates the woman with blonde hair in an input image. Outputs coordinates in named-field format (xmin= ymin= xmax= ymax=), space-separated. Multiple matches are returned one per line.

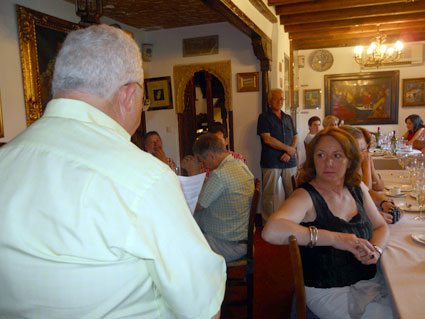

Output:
xmin=322 ymin=115 xmax=339 ymax=128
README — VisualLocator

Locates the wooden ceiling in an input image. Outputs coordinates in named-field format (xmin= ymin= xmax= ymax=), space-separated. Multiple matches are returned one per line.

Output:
xmin=66 ymin=0 xmax=226 ymax=30
xmin=268 ymin=0 xmax=425 ymax=50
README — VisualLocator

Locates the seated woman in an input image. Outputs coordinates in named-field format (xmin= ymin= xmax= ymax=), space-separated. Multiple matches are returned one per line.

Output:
xmin=262 ymin=127 xmax=391 ymax=319
xmin=322 ymin=115 xmax=338 ymax=129
xmin=341 ymin=126 xmax=400 ymax=224
xmin=403 ymin=114 xmax=425 ymax=148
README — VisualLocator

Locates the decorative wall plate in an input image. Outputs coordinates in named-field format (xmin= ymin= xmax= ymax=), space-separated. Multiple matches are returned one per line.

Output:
xmin=309 ymin=50 xmax=334 ymax=72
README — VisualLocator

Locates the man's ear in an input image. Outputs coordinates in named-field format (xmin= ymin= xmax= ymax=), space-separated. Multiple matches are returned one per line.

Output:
xmin=118 ymin=83 xmax=137 ymax=114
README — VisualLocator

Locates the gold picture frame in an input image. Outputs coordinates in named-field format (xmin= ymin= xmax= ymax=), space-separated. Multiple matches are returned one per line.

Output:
xmin=304 ymin=89 xmax=321 ymax=109
xmin=237 ymin=72 xmax=259 ymax=92
xmin=402 ymin=78 xmax=425 ymax=107
xmin=16 ymin=5 xmax=79 ymax=126
xmin=144 ymin=76 xmax=173 ymax=111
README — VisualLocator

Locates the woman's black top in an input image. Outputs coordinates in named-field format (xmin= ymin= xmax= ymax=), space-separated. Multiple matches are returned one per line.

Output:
xmin=299 ymin=183 xmax=376 ymax=288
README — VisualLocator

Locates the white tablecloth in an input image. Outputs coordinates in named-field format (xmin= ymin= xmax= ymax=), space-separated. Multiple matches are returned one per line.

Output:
xmin=377 ymin=170 xmax=425 ymax=319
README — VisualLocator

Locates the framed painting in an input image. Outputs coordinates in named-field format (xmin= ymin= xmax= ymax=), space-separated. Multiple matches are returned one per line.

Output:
xmin=402 ymin=78 xmax=425 ymax=107
xmin=237 ymin=72 xmax=259 ymax=92
xmin=304 ymin=89 xmax=321 ymax=109
xmin=17 ymin=5 xmax=79 ymax=126
xmin=145 ymin=76 xmax=173 ymax=111
xmin=325 ymin=71 xmax=399 ymax=125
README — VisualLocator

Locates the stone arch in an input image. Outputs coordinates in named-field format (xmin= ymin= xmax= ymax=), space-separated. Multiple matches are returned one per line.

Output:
xmin=173 ymin=60 xmax=232 ymax=114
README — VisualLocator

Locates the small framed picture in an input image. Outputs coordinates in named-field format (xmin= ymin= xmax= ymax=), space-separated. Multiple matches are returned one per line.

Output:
xmin=402 ymin=78 xmax=425 ymax=107
xmin=142 ymin=44 xmax=153 ymax=62
xmin=304 ymin=89 xmax=321 ymax=109
xmin=237 ymin=72 xmax=260 ymax=92
xmin=144 ymin=76 xmax=173 ymax=111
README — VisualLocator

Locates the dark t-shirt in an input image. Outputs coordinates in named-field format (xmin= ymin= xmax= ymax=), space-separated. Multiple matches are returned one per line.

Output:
xmin=257 ymin=109 xmax=297 ymax=168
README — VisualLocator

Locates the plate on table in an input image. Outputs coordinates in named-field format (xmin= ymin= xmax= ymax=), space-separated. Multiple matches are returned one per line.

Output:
xmin=411 ymin=233 xmax=425 ymax=246
xmin=399 ymin=203 xmax=421 ymax=212
xmin=385 ymin=191 xmax=405 ymax=198
xmin=401 ymin=185 xmax=413 ymax=192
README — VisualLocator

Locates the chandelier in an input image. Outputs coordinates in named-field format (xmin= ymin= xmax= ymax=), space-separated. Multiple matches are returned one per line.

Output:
xmin=353 ymin=26 xmax=403 ymax=68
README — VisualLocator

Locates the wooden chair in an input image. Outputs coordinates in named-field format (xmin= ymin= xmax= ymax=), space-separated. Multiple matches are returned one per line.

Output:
xmin=224 ymin=178 xmax=260 ymax=319
xmin=288 ymin=235 xmax=320 ymax=319
xmin=289 ymin=235 xmax=306 ymax=319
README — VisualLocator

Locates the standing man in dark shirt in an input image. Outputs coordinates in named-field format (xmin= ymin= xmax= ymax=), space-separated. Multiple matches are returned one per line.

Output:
xmin=257 ymin=88 xmax=298 ymax=223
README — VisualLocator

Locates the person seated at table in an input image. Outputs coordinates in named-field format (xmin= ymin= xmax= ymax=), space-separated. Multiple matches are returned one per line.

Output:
xmin=322 ymin=115 xmax=338 ymax=129
xmin=304 ymin=116 xmax=321 ymax=151
xmin=144 ymin=130 xmax=178 ymax=172
xmin=356 ymin=127 xmax=385 ymax=191
xmin=262 ymin=127 xmax=391 ymax=319
xmin=341 ymin=125 xmax=400 ymax=224
xmin=209 ymin=122 xmax=247 ymax=164
xmin=181 ymin=133 xmax=254 ymax=262
xmin=403 ymin=114 xmax=425 ymax=147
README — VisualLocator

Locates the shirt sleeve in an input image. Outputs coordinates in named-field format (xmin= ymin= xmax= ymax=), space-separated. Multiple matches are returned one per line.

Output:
xmin=257 ymin=113 xmax=270 ymax=135
xmin=198 ymin=171 xmax=225 ymax=209
xmin=289 ymin=115 xmax=298 ymax=136
xmin=125 ymin=170 xmax=226 ymax=319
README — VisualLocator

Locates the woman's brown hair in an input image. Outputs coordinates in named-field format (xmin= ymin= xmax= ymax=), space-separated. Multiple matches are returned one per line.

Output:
xmin=299 ymin=127 xmax=362 ymax=187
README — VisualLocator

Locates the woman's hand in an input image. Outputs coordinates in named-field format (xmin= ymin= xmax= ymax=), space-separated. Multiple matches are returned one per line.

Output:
xmin=332 ymin=232 xmax=375 ymax=263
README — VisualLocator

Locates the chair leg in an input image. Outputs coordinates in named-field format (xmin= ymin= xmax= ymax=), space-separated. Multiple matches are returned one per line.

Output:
xmin=247 ymin=272 xmax=253 ymax=319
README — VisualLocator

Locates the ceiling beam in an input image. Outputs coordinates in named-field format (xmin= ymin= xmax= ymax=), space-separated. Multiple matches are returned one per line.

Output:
xmin=280 ymin=1 xmax=425 ymax=25
xmin=276 ymin=0 xmax=408 ymax=15
xmin=289 ymin=21 xmax=425 ymax=40
xmin=292 ymin=31 xmax=425 ymax=50
xmin=268 ymin=0 xmax=314 ymax=5
xmin=283 ymin=12 xmax=425 ymax=33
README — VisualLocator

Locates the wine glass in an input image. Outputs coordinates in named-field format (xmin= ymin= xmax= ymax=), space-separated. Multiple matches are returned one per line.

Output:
xmin=397 ymin=153 xmax=408 ymax=178
xmin=415 ymin=180 xmax=425 ymax=221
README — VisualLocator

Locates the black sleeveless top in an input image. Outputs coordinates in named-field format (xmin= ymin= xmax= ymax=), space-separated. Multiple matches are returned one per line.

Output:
xmin=299 ymin=183 xmax=376 ymax=288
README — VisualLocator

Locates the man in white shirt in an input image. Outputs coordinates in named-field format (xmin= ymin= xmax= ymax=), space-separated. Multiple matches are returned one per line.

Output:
xmin=0 ymin=25 xmax=225 ymax=319
xmin=304 ymin=116 xmax=321 ymax=152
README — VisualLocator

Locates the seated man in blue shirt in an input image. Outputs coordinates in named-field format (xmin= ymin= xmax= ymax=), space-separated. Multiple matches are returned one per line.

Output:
xmin=182 ymin=134 xmax=255 ymax=262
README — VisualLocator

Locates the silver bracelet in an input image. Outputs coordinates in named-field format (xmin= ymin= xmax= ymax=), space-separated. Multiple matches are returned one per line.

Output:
xmin=308 ymin=226 xmax=318 ymax=248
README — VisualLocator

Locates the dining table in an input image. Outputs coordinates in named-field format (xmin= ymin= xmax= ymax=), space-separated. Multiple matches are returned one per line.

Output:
xmin=377 ymin=169 xmax=425 ymax=319
xmin=371 ymin=149 xmax=422 ymax=170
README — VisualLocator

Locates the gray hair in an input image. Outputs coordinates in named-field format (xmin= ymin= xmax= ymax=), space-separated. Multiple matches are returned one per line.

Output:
xmin=193 ymin=134 xmax=227 ymax=159
xmin=52 ymin=24 xmax=143 ymax=99
xmin=268 ymin=88 xmax=284 ymax=101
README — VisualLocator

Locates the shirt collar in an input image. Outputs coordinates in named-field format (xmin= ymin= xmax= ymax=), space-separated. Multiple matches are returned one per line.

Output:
xmin=216 ymin=154 xmax=232 ymax=170
xmin=43 ymin=98 xmax=130 ymax=140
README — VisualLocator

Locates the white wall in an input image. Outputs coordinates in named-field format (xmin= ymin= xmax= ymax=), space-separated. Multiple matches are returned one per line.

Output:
xmin=296 ymin=44 xmax=425 ymax=164
xmin=0 ymin=0 xmax=140 ymax=143
xmin=143 ymin=22 xmax=263 ymax=177
xmin=0 ymin=0 xmax=291 ymax=179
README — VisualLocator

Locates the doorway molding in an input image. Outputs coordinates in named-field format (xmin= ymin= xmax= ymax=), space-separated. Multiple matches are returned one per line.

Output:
xmin=173 ymin=60 xmax=232 ymax=114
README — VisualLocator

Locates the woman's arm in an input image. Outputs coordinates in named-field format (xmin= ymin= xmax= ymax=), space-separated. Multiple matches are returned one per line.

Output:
xmin=370 ymin=156 xmax=385 ymax=191
xmin=406 ymin=127 xmax=425 ymax=145
xmin=361 ymin=151 xmax=372 ymax=189
xmin=262 ymin=188 xmax=374 ymax=260
xmin=360 ymin=183 xmax=390 ymax=263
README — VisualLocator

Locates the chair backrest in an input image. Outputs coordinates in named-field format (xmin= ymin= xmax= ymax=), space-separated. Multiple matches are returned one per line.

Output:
xmin=247 ymin=178 xmax=260 ymax=260
xmin=289 ymin=235 xmax=306 ymax=319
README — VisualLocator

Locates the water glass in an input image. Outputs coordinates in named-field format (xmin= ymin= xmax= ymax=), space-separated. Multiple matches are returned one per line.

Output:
xmin=415 ymin=181 xmax=425 ymax=221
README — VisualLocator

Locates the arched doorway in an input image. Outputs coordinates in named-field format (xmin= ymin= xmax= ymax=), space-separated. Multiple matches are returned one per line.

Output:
xmin=173 ymin=61 xmax=233 ymax=160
